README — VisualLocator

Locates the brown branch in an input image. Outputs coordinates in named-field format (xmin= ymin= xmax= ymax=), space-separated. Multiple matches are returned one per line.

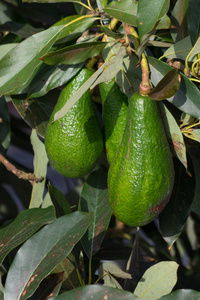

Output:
xmin=0 ymin=153 xmax=44 ymax=183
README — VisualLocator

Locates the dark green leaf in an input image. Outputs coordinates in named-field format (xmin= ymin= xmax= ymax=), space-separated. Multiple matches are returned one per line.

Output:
xmin=0 ymin=206 xmax=56 ymax=265
xmin=42 ymin=42 xmax=107 ymax=65
xmin=101 ymin=26 xmax=123 ymax=39
xmin=148 ymin=56 xmax=200 ymax=119
xmin=104 ymin=0 xmax=138 ymax=27
xmin=161 ymin=289 xmax=200 ymax=299
xmin=159 ymin=157 xmax=195 ymax=247
xmin=188 ymin=0 xmax=200 ymax=45
xmin=11 ymin=90 xmax=58 ymax=138
xmin=4 ymin=211 xmax=93 ymax=300
xmin=156 ymin=14 xmax=171 ymax=30
xmin=79 ymin=167 xmax=111 ymax=258
xmin=0 ymin=21 xmax=42 ymax=38
xmin=170 ymin=0 xmax=189 ymax=42
xmin=149 ymin=69 xmax=181 ymax=100
xmin=0 ymin=96 xmax=10 ymax=155
xmin=137 ymin=0 xmax=170 ymax=41
xmin=50 ymin=285 xmax=139 ymax=299
xmin=27 ymin=62 xmax=84 ymax=99
xmin=48 ymin=184 xmax=71 ymax=218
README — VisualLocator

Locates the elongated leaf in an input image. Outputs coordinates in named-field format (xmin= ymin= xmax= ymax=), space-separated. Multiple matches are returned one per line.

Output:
xmin=149 ymin=69 xmax=181 ymax=100
xmin=27 ymin=62 xmax=84 ymax=99
xmin=53 ymin=59 xmax=110 ymax=121
xmin=161 ymin=289 xmax=200 ymax=299
xmin=4 ymin=211 xmax=93 ymax=300
xmin=99 ymin=262 xmax=132 ymax=287
xmin=0 ymin=96 xmax=10 ymax=155
xmin=170 ymin=0 xmax=189 ymax=42
xmin=188 ymin=145 xmax=200 ymax=214
xmin=137 ymin=0 xmax=170 ymax=41
xmin=48 ymin=184 xmax=71 ymax=218
xmin=0 ymin=206 xmax=56 ymax=265
xmin=0 ymin=43 xmax=18 ymax=60
xmin=29 ymin=130 xmax=48 ymax=208
xmin=51 ymin=285 xmax=139 ymax=299
xmin=42 ymin=42 xmax=107 ymax=65
xmin=159 ymin=102 xmax=187 ymax=169
xmin=134 ymin=261 xmax=179 ymax=299
xmin=159 ymin=157 xmax=195 ymax=247
xmin=188 ymin=0 xmax=200 ymax=45
xmin=79 ymin=167 xmax=111 ymax=257
xmin=104 ymin=0 xmax=137 ymax=27
xmin=90 ymin=47 xmax=126 ymax=89
xmin=148 ymin=56 xmax=200 ymax=119
xmin=0 ymin=21 xmax=42 ymax=38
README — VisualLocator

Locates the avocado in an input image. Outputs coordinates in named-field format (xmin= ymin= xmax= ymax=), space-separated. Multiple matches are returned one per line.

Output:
xmin=99 ymin=78 xmax=128 ymax=164
xmin=108 ymin=92 xmax=174 ymax=227
xmin=45 ymin=68 xmax=103 ymax=178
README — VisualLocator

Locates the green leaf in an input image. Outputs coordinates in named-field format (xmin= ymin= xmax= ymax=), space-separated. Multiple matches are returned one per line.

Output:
xmin=0 ymin=43 xmax=18 ymax=60
xmin=27 ymin=62 xmax=84 ymax=99
xmin=188 ymin=145 xmax=200 ymax=214
xmin=42 ymin=41 xmax=107 ymax=65
xmin=48 ymin=184 xmax=71 ymax=218
xmin=29 ymin=129 xmax=48 ymax=208
xmin=104 ymin=0 xmax=138 ymax=27
xmin=161 ymin=289 xmax=200 ymax=299
xmin=79 ymin=167 xmax=111 ymax=257
xmin=11 ymin=90 xmax=58 ymax=138
xmin=0 ymin=96 xmax=10 ymax=155
xmin=4 ymin=211 xmax=93 ymax=300
xmin=0 ymin=21 xmax=42 ymax=38
xmin=159 ymin=157 xmax=195 ymax=247
xmin=188 ymin=0 xmax=200 ymax=45
xmin=148 ymin=56 xmax=200 ymax=119
xmin=0 ymin=206 xmax=56 ymax=265
xmin=149 ymin=69 xmax=181 ymax=100
xmin=159 ymin=102 xmax=187 ymax=169
xmin=137 ymin=0 xmax=170 ymax=41
xmin=50 ymin=285 xmax=139 ymax=299
xmin=170 ymin=0 xmax=189 ymax=42
xmin=134 ymin=261 xmax=179 ymax=299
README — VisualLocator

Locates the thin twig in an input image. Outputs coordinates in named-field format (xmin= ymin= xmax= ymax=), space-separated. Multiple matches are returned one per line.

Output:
xmin=0 ymin=153 xmax=43 ymax=183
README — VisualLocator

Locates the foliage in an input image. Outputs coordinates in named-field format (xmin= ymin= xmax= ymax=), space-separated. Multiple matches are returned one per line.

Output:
xmin=0 ymin=0 xmax=200 ymax=299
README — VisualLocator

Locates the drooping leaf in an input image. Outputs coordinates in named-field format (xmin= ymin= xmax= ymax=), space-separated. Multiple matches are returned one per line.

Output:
xmin=41 ymin=41 xmax=107 ymax=65
xmin=27 ymin=62 xmax=84 ymax=99
xmin=0 ymin=21 xmax=42 ymax=38
xmin=0 ymin=96 xmax=10 ymax=155
xmin=170 ymin=0 xmax=189 ymax=42
xmin=48 ymin=184 xmax=71 ymax=218
xmin=188 ymin=0 xmax=200 ymax=45
xmin=103 ymin=0 xmax=138 ymax=27
xmin=149 ymin=69 xmax=181 ymax=100
xmin=160 ymin=289 xmax=200 ymax=299
xmin=134 ymin=261 xmax=179 ymax=299
xmin=159 ymin=157 xmax=195 ymax=247
xmin=0 ymin=206 xmax=56 ymax=265
xmin=50 ymin=285 xmax=139 ymax=299
xmin=148 ymin=56 xmax=200 ymax=119
xmin=79 ymin=167 xmax=111 ymax=258
xmin=11 ymin=90 xmax=58 ymax=138
xmin=4 ymin=211 xmax=93 ymax=300
xmin=137 ymin=0 xmax=170 ymax=41
xmin=159 ymin=102 xmax=187 ymax=169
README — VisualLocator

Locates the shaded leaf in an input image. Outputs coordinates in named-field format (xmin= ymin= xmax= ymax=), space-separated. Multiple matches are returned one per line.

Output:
xmin=41 ymin=42 xmax=107 ymax=65
xmin=161 ymin=289 xmax=200 ymax=299
xmin=156 ymin=14 xmax=171 ymax=30
xmin=11 ymin=90 xmax=58 ymax=138
xmin=134 ymin=261 xmax=179 ymax=299
xmin=0 ymin=43 xmax=18 ymax=60
xmin=48 ymin=184 xmax=71 ymax=218
xmin=170 ymin=0 xmax=189 ymax=42
xmin=101 ymin=26 xmax=123 ymax=39
xmin=188 ymin=0 xmax=200 ymax=45
xmin=30 ymin=130 xmax=48 ymax=208
xmin=0 ymin=96 xmax=10 ymax=155
xmin=42 ymin=192 xmax=53 ymax=208
xmin=90 ymin=47 xmax=126 ymax=89
xmin=104 ymin=0 xmax=137 ymax=27
xmin=188 ymin=145 xmax=200 ymax=214
xmin=0 ymin=21 xmax=42 ymax=38
xmin=149 ymin=69 xmax=181 ymax=100
xmin=51 ymin=285 xmax=139 ymax=299
xmin=27 ymin=62 xmax=84 ymax=99
xmin=99 ymin=262 xmax=131 ymax=286
xmin=137 ymin=0 xmax=170 ymax=41
xmin=79 ymin=167 xmax=111 ymax=257
xmin=159 ymin=102 xmax=187 ymax=168
xmin=4 ymin=211 xmax=93 ymax=300
xmin=148 ymin=56 xmax=200 ymax=119
xmin=159 ymin=157 xmax=195 ymax=247
xmin=0 ymin=206 xmax=56 ymax=265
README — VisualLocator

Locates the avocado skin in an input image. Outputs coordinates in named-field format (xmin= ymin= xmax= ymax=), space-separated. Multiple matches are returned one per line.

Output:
xmin=45 ymin=68 xmax=103 ymax=178
xmin=99 ymin=79 xmax=128 ymax=164
xmin=108 ymin=92 xmax=174 ymax=227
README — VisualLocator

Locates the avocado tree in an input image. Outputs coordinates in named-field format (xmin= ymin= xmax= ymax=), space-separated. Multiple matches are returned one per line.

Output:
xmin=0 ymin=0 xmax=200 ymax=299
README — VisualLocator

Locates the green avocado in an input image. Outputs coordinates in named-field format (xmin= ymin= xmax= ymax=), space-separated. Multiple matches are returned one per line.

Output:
xmin=108 ymin=92 xmax=174 ymax=227
xmin=99 ymin=78 xmax=128 ymax=164
xmin=45 ymin=68 xmax=103 ymax=178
